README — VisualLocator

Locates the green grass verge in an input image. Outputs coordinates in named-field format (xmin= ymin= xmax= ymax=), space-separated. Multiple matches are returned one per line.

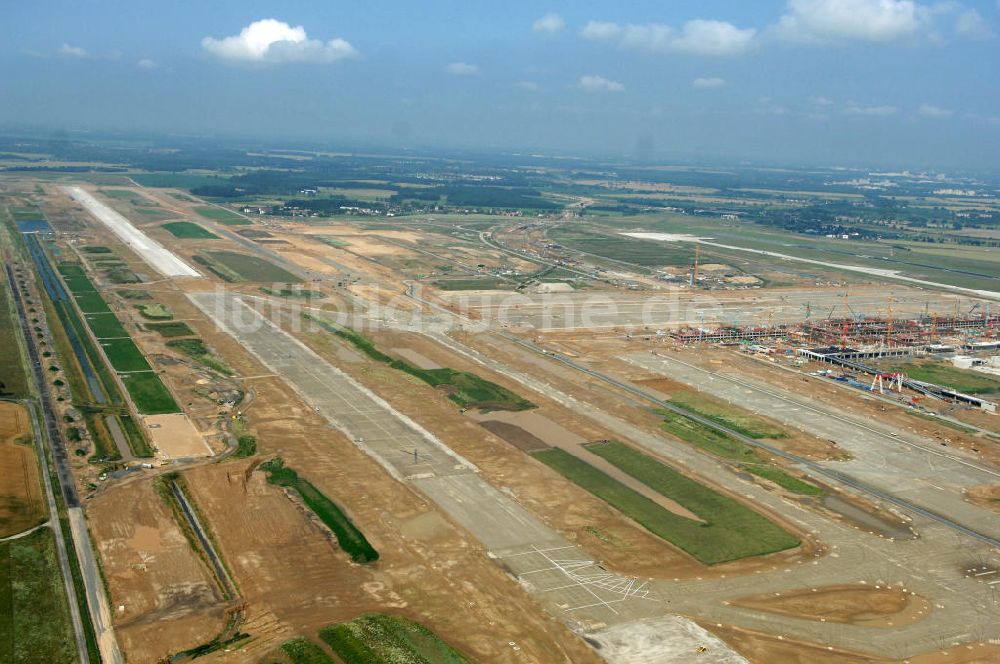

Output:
xmin=233 ymin=434 xmax=256 ymax=458
xmin=306 ymin=314 xmax=533 ymax=411
xmin=98 ymin=338 xmax=151 ymax=373
xmin=432 ymin=278 xmax=515 ymax=291
xmin=195 ymin=207 xmax=250 ymax=225
xmin=165 ymin=338 xmax=233 ymax=375
xmin=319 ymin=613 xmax=474 ymax=664
xmin=119 ymin=372 xmax=180 ymax=415
xmin=82 ymin=313 xmax=127 ymax=339
xmin=659 ymin=409 xmax=759 ymax=463
xmin=889 ymin=362 xmax=1000 ymax=395
xmin=743 ymin=465 xmax=824 ymax=496
xmin=118 ymin=415 xmax=154 ymax=458
xmin=261 ymin=458 xmax=378 ymax=564
xmin=538 ymin=443 xmax=798 ymax=564
xmin=144 ymin=321 xmax=195 ymax=338
xmin=0 ymin=528 xmax=78 ymax=664
xmin=134 ymin=303 xmax=172 ymax=320
xmin=198 ymin=251 xmax=300 ymax=283
xmin=160 ymin=221 xmax=218 ymax=240
xmin=906 ymin=410 xmax=979 ymax=434
xmin=260 ymin=287 xmax=324 ymax=298
xmin=669 ymin=391 xmax=788 ymax=439
xmin=280 ymin=637 xmax=335 ymax=664
xmin=115 ymin=290 xmax=151 ymax=300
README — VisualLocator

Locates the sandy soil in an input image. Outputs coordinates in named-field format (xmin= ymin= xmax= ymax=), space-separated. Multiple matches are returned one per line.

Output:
xmin=87 ymin=480 xmax=227 ymax=663
xmin=183 ymin=374 xmax=601 ymax=664
xmin=0 ymin=402 xmax=46 ymax=537
xmin=965 ymin=485 xmax=1000 ymax=513
xmin=731 ymin=584 xmax=931 ymax=628
xmin=144 ymin=413 xmax=213 ymax=459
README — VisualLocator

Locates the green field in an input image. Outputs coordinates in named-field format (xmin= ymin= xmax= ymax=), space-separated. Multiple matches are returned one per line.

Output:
xmin=537 ymin=443 xmax=799 ymax=564
xmin=160 ymin=221 xmax=218 ymax=239
xmin=261 ymin=458 xmax=378 ymax=564
xmin=119 ymin=372 xmax=180 ymax=415
xmin=0 ymin=281 xmax=29 ymax=398
xmin=130 ymin=173 xmax=230 ymax=189
xmin=319 ymin=614 xmax=473 ymax=664
xmin=165 ymin=338 xmax=232 ymax=375
xmin=306 ymin=314 xmax=533 ymax=411
xmin=0 ymin=529 xmax=77 ymax=664
xmin=134 ymin=303 xmax=172 ymax=320
xmin=548 ymin=226 xmax=695 ymax=269
xmin=99 ymin=338 xmax=151 ymax=373
xmin=280 ymin=637 xmax=335 ymax=664
xmin=669 ymin=391 xmax=788 ymax=439
xmin=889 ymin=361 xmax=1000 ymax=395
xmin=196 ymin=251 xmax=300 ymax=283
xmin=315 ymin=235 xmax=350 ymax=248
xmin=260 ymin=286 xmax=324 ymax=298
xmin=82 ymin=313 xmax=127 ymax=339
xmin=144 ymin=321 xmax=195 ymax=338
xmin=115 ymin=289 xmax=150 ymax=300
xmin=80 ymin=246 xmax=112 ymax=254
xmin=659 ymin=409 xmax=759 ymax=463
xmin=195 ymin=206 xmax=250 ymax=225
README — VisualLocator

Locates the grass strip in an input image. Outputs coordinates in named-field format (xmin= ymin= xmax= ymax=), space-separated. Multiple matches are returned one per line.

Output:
xmin=305 ymin=313 xmax=533 ymax=411
xmin=319 ymin=613 xmax=474 ymax=664
xmin=261 ymin=458 xmax=378 ymax=564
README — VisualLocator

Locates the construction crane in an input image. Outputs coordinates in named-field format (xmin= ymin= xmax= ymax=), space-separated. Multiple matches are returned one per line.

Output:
xmin=690 ymin=244 xmax=701 ymax=287
xmin=884 ymin=295 xmax=896 ymax=347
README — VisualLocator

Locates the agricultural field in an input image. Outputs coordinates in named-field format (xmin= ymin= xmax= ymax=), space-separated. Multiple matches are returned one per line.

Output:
xmin=668 ymin=391 xmax=788 ymax=439
xmin=194 ymin=206 xmax=249 ymax=225
xmin=0 ymin=528 xmax=77 ymax=664
xmin=0 ymin=402 xmax=46 ymax=538
xmin=536 ymin=442 xmax=799 ymax=564
xmin=0 ymin=280 xmax=29 ymax=398
xmin=547 ymin=225 xmax=695 ymax=269
xmin=160 ymin=221 xmax=218 ymax=239
xmin=195 ymin=251 xmax=300 ymax=282
xmin=432 ymin=278 xmax=515 ymax=291
xmin=82 ymin=313 xmax=127 ymax=339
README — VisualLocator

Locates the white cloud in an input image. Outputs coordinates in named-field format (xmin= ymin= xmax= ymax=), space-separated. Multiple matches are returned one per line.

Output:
xmin=59 ymin=43 xmax=89 ymax=58
xmin=672 ymin=20 xmax=757 ymax=55
xmin=516 ymin=80 xmax=543 ymax=91
xmin=917 ymin=103 xmax=953 ymax=118
xmin=202 ymin=19 xmax=358 ymax=64
xmin=809 ymin=95 xmax=835 ymax=105
xmin=578 ymin=74 xmax=624 ymax=92
xmin=845 ymin=102 xmax=899 ymax=115
xmin=693 ymin=76 xmax=726 ymax=89
xmin=582 ymin=19 xmax=755 ymax=56
xmin=137 ymin=58 xmax=156 ymax=69
xmin=775 ymin=0 xmax=926 ymax=42
xmin=533 ymin=12 xmax=566 ymax=34
xmin=955 ymin=9 xmax=994 ymax=39
xmin=445 ymin=62 xmax=480 ymax=75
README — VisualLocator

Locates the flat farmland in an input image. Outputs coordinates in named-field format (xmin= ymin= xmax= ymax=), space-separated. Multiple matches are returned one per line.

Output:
xmin=119 ymin=372 xmax=179 ymax=415
xmin=0 ymin=528 xmax=77 ymax=664
xmin=195 ymin=206 xmax=249 ymax=225
xmin=0 ymin=278 xmax=29 ymax=398
xmin=0 ymin=402 xmax=46 ymax=538
xmin=87 ymin=480 xmax=226 ymax=662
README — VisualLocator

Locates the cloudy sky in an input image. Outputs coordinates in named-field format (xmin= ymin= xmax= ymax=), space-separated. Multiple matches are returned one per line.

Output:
xmin=2 ymin=0 xmax=998 ymax=169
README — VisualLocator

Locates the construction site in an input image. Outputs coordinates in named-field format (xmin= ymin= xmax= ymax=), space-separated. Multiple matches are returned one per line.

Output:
xmin=2 ymin=174 xmax=1000 ymax=664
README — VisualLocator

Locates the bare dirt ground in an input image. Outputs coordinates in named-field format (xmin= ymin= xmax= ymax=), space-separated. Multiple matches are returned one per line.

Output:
xmin=183 ymin=373 xmax=601 ymax=664
xmin=287 ymin=325 xmax=818 ymax=580
xmin=730 ymin=584 xmax=931 ymax=628
xmin=143 ymin=413 xmax=212 ymax=459
xmin=87 ymin=479 xmax=227 ymax=663
xmin=965 ymin=485 xmax=1000 ymax=513
xmin=0 ymin=401 xmax=46 ymax=537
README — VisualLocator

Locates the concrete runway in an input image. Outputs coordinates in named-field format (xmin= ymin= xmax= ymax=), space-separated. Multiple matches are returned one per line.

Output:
xmin=188 ymin=291 xmax=742 ymax=662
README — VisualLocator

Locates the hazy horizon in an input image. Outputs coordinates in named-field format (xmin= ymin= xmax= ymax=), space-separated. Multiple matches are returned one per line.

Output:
xmin=4 ymin=0 xmax=999 ymax=171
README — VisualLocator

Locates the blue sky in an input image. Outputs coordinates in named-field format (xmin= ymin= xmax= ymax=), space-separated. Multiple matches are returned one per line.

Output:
xmin=2 ymin=0 xmax=999 ymax=170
